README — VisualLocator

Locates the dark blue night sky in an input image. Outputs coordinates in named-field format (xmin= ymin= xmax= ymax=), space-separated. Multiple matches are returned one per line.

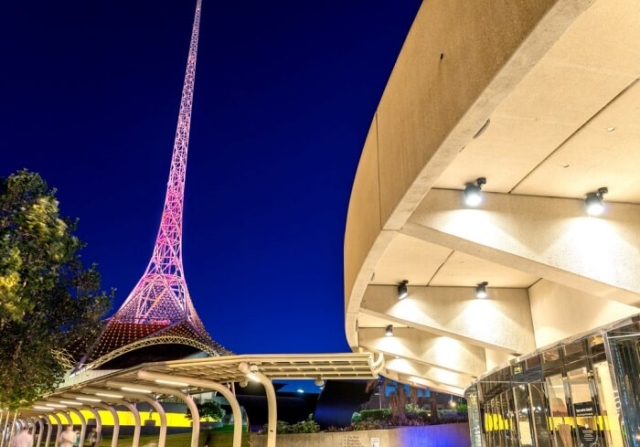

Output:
xmin=1 ymin=1 xmax=421 ymax=355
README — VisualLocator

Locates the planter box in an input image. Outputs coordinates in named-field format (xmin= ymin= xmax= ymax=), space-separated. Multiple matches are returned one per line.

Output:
xmin=250 ymin=423 xmax=471 ymax=447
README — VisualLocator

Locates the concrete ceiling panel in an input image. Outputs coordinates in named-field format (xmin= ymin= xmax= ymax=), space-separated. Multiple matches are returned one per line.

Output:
xmin=358 ymin=327 xmax=487 ymax=377
xmin=428 ymin=251 xmax=539 ymax=288
xmin=435 ymin=63 xmax=633 ymax=195
xmin=514 ymin=81 xmax=640 ymax=202
xmin=371 ymin=233 xmax=452 ymax=286
xmin=360 ymin=285 xmax=535 ymax=355
xmin=542 ymin=0 xmax=640 ymax=77
xmin=384 ymin=357 xmax=473 ymax=390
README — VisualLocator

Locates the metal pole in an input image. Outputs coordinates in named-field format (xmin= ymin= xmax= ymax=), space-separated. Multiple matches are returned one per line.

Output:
xmin=82 ymin=407 xmax=101 ymax=447
xmin=42 ymin=416 xmax=53 ymax=447
xmin=106 ymin=380 xmax=200 ymax=447
xmin=0 ymin=412 xmax=5 ymax=447
xmin=35 ymin=417 xmax=44 ymax=446
xmin=119 ymin=402 xmax=141 ymax=447
xmin=49 ymin=414 xmax=63 ymax=447
xmin=93 ymin=403 xmax=119 ymax=447
xmin=137 ymin=370 xmax=243 ymax=447
xmin=67 ymin=409 xmax=87 ymax=447
xmin=7 ymin=412 xmax=18 ymax=447
xmin=238 ymin=364 xmax=277 ymax=447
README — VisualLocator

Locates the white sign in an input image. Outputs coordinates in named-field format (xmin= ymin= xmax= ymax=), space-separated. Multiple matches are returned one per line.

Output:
xmin=371 ymin=438 xmax=380 ymax=447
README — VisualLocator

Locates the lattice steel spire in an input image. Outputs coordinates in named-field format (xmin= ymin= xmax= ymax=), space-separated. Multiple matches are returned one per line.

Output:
xmin=81 ymin=0 xmax=230 ymax=369
xmin=116 ymin=0 xmax=202 ymax=326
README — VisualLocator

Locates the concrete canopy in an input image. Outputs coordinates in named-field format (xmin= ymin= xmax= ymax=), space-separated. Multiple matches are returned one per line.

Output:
xmin=344 ymin=0 xmax=640 ymax=395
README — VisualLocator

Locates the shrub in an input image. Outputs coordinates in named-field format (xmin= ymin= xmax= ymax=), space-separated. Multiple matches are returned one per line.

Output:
xmin=351 ymin=420 xmax=384 ymax=431
xmin=289 ymin=420 xmax=320 ymax=434
xmin=359 ymin=408 xmax=392 ymax=422
xmin=259 ymin=419 xmax=321 ymax=435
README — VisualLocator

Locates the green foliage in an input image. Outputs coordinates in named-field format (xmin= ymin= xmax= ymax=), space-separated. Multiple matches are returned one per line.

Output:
xmin=351 ymin=420 xmax=384 ymax=431
xmin=353 ymin=405 xmax=440 ymax=428
xmin=259 ymin=419 xmax=321 ymax=435
xmin=185 ymin=400 xmax=223 ymax=422
xmin=358 ymin=408 xmax=392 ymax=422
xmin=0 ymin=170 xmax=111 ymax=408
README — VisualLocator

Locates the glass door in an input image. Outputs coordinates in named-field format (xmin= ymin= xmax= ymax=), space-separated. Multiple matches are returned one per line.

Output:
xmin=567 ymin=367 xmax=606 ymax=447
xmin=546 ymin=373 xmax=573 ymax=447
xmin=607 ymin=328 xmax=640 ymax=447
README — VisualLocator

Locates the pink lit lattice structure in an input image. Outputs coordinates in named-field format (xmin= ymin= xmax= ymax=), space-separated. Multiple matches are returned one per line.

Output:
xmin=82 ymin=0 xmax=231 ymax=370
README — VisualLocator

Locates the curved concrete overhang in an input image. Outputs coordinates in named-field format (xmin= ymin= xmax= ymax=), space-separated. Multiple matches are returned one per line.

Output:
xmin=345 ymin=0 xmax=640 ymax=395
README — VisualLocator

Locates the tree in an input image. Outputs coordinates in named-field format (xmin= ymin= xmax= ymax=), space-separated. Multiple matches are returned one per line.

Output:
xmin=186 ymin=400 xmax=223 ymax=422
xmin=0 ymin=170 xmax=111 ymax=408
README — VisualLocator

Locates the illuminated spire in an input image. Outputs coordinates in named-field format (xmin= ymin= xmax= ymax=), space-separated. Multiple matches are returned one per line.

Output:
xmin=84 ymin=0 xmax=230 ymax=369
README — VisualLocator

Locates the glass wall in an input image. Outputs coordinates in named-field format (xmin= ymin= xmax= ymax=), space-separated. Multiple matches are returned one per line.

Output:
xmin=466 ymin=316 xmax=640 ymax=447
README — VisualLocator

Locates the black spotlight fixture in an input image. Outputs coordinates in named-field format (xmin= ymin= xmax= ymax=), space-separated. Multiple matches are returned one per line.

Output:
xmin=385 ymin=325 xmax=394 ymax=337
xmin=585 ymin=187 xmax=608 ymax=216
xmin=475 ymin=281 xmax=489 ymax=299
xmin=464 ymin=177 xmax=487 ymax=206
xmin=397 ymin=280 xmax=408 ymax=300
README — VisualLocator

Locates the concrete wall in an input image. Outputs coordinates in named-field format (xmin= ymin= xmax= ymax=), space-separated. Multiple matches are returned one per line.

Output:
xmin=251 ymin=423 xmax=470 ymax=447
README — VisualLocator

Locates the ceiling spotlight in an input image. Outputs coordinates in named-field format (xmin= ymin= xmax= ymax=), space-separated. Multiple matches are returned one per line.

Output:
xmin=475 ymin=282 xmax=488 ymax=299
xmin=239 ymin=380 xmax=249 ymax=388
xmin=397 ymin=280 xmax=408 ymax=300
xmin=385 ymin=325 xmax=394 ymax=337
xmin=585 ymin=187 xmax=608 ymax=216
xmin=464 ymin=177 xmax=487 ymax=206
xmin=315 ymin=378 xmax=325 ymax=387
